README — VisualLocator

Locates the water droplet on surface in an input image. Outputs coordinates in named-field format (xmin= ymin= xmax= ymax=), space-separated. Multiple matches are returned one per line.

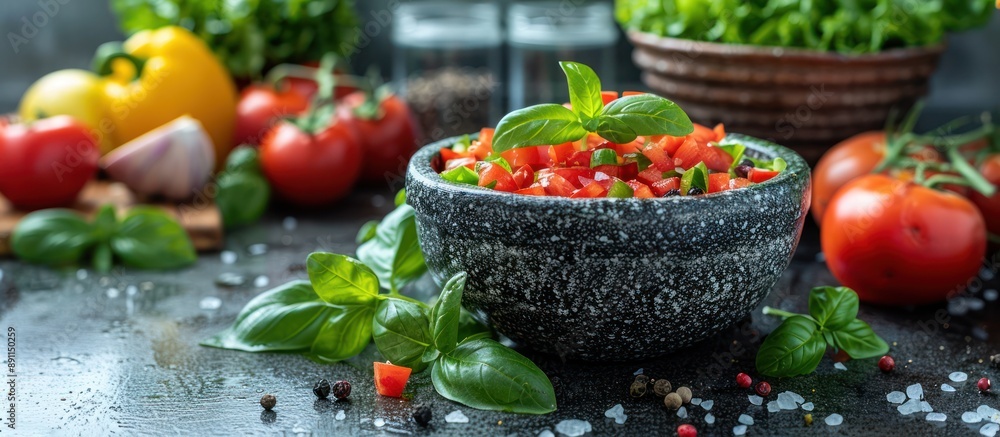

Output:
xmin=738 ymin=414 xmax=754 ymax=425
xmin=825 ymin=414 xmax=843 ymax=426
xmin=374 ymin=418 xmax=386 ymax=427
xmin=215 ymin=272 xmax=246 ymax=287
xmin=254 ymin=275 xmax=270 ymax=288
xmin=282 ymin=216 xmax=298 ymax=231
xmin=445 ymin=410 xmax=469 ymax=424
xmin=76 ymin=269 xmax=88 ymax=280
xmin=248 ymin=244 xmax=268 ymax=256
xmin=554 ymin=419 xmax=591 ymax=437
xmin=950 ymin=372 xmax=968 ymax=383
xmin=106 ymin=288 xmax=120 ymax=299
xmin=984 ymin=289 xmax=998 ymax=301
xmin=220 ymin=251 xmax=237 ymax=264
xmin=733 ymin=424 xmax=747 ymax=435
xmin=199 ymin=296 xmax=222 ymax=311
xmin=748 ymin=395 xmax=763 ymax=406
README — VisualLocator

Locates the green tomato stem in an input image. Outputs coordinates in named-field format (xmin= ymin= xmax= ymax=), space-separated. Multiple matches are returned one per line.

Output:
xmin=761 ymin=306 xmax=798 ymax=319
xmin=946 ymin=147 xmax=996 ymax=197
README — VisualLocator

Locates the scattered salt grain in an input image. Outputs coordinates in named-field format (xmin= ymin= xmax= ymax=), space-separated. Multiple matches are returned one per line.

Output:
xmin=733 ymin=425 xmax=747 ymax=435
xmin=701 ymin=400 xmax=714 ymax=411
xmin=983 ymin=423 xmax=1000 ymax=437
xmin=126 ymin=285 xmax=138 ymax=296
xmin=777 ymin=392 xmax=798 ymax=410
xmin=985 ymin=289 xmax=999 ymax=302
xmin=220 ymin=250 xmax=237 ymax=264
xmin=978 ymin=405 xmax=1000 ymax=423
xmin=76 ymin=269 xmax=87 ymax=280
xmin=691 ymin=398 xmax=702 ymax=406
xmin=767 ymin=401 xmax=780 ymax=413
xmin=539 ymin=431 xmax=555 ymax=437
xmin=967 ymin=298 xmax=985 ymax=311
xmin=248 ymin=243 xmax=268 ymax=255
xmin=927 ymin=412 xmax=947 ymax=422
xmin=555 ymin=419 xmax=591 ymax=437
xmin=738 ymin=414 xmax=754 ymax=426
xmin=786 ymin=391 xmax=804 ymax=404
xmin=950 ymin=372 xmax=968 ymax=383
xmin=825 ymin=414 xmax=843 ymax=426
xmin=834 ymin=362 xmax=848 ymax=371
xmin=920 ymin=401 xmax=934 ymax=413
xmin=374 ymin=418 xmax=386 ymax=427
xmin=966 ymin=412 xmax=984 ymax=423
xmin=633 ymin=368 xmax=643 ymax=375
xmin=942 ymin=384 xmax=956 ymax=392
xmin=802 ymin=402 xmax=814 ymax=411
xmin=282 ymin=216 xmax=298 ymax=231
xmin=705 ymin=413 xmax=716 ymax=425
xmin=906 ymin=383 xmax=924 ymax=400
xmin=886 ymin=391 xmax=906 ymax=404
xmin=254 ymin=275 xmax=270 ymax=288
xmin=445 ymin=410 xmax=469 ymax=424
xmin=335 ymin=410 xmax=345 ymax=420
xmin=604 ymin=404 xmax=627 ymax=424
xmin=748 ymin=395 xmax=763 ymax=406
xmin=677 ymin=406 xmax=688 ymax=419
xmin=106 ymin=288 xmax=120 ymax=299
xmin=898 ymin=399 xmax=922 ymax=415
xmin=199 ymin=296 xmax=222 ymax=310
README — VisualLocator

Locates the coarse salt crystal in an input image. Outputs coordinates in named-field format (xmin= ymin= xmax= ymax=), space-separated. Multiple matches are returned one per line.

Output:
xmin=983 ymin=423 xmax=1000 ymax=437
xmin=705 ymin=413 xmax=716 ymax=425
xmin=920 ymin=401 xmax=933 ymax=413
xmin=767 ymin=401 xmax=780 ymax=413
xmin=776 ymin=392 xmax=797 ymax=410
xmin=374 ymin=418 xmax=386 ymax=427
xmin=825 ymin=414 xmax=843 ymax=426
xmin=748 ymin=395 xmax=763 ymax=406
xmin=906 ymin=383 xmax=924 ymax=400
xmin=950 ymin=372 xmax=969 ymax=382
xmin=834 ymin=362 xmax=848 ymax=371
xmin=539 ymin=431 xmax=555 ymax=437
xmin=633 ymin=368 xmax=643 ymax=375
xmin=886 ymin=391 xmax=906 ymax=404
xmin=220 ymin=250 xmax=237 ymax=264
xmin=691 ymin=398 xmax=702 ymax=406
xmin=786 ymin=391 xmax=804 ymax=404
xmin=942 ymin=384 xmax=956 ymax=392
xmin=677 ymin=406 xmax=688 ymax=419
xmin=335 ymin=410 xmax=345 ymax=420
xmin=802 ymin=402 xmax=814 ymax=411
xmin=445 ymin=410 xmax=469 ymax=423
xmin=604 ymin=404 xmax=627 ymax=424
xmin=926 ymin=412 xmax=947 ymax=422
xmin=738 ymin=414 xmax=754 ymax=425
xmin=701 ymin=400 xmax=714 ymax=411
xmin=965 ymin=412 xmax=984 ymax=423
xmin=898 ymin=398 xmax=922 ymax=415
xmin=555 ymin=420 xmax=591 ymax=437
xmin=733 ymin=425 xmax=747 ymax=435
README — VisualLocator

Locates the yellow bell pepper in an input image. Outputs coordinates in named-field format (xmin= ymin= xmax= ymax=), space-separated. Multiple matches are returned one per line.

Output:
xmin=94 ymin=26 xmax=237 ymax=164
xmin=18 ymin=69 xmax=114 ymax=153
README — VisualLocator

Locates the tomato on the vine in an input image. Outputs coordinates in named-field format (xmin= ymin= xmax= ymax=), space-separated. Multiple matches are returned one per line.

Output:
xmin=821 ymin=174 xmax=986 ymax=305
xmin=811 ymin=131 xmax=886 ymax=225
xmin=970 ymin=154 xmax=1000 ymax=238
xmin=338 ymin=91 xmax=420 ymax=183
xmin=260 ymin=120 xmax=362 ymax=206
xmin=233 ymin=85 xmax=310 ymax=147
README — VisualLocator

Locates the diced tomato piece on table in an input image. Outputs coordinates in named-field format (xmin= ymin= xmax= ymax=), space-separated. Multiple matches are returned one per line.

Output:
xmin=541 ymin=173 xmax=576 ymax=197
xmin=512 ymin=164 xmax=535 ymax=189
xmin=515 ymin=185 xmax=546 ymax=196
xmin=571 ymin=181 xmax=608 ymax=198
xmin=477 ymin=162 xmax=518 ymax=192
xmin=374 ymin=362 xmax=412 ymax=398
xmin=708 ymin=173 xmax=731 ymax=193
xmin=637 ymin=167 xmax=664 ymax=185
xmin=626 ymin=180 xmax=655 ymax=198
xmin=650 ymin=177 xmax=681 ymax=197
xmin=601 ymin=91 xmax=619 ymax=105
xmin=748 ymin=168 xmax=780 ymax=183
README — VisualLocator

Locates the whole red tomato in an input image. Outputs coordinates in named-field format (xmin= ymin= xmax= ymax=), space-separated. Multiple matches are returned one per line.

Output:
xmin=233 ymin=85 xmax=310 ymax=147
xmin=970 ymin=154 xmax=1000 ymax=237
xmin=812 ymin=131 xmax=886 ymax=225
xmin=260 ymin=120 xmax=362 ymax=206
xmin=338 ymin=91 xmax=420 ymax=183
xmin=822 ymin=174 xmax=986 ymax=305
xmin=0 ymin=116 xmax=98 ymax=210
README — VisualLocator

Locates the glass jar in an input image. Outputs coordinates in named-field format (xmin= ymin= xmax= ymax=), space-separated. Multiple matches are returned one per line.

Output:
xmin=392 ymin=1 xmax=503 ymax=142
xmin=507 ymin=1 xmax=619 ymax=110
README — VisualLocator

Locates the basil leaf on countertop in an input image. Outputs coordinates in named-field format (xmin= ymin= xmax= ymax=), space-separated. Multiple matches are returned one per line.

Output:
xmin=311 ymin=304 xmax=376 ymax=362
xmin=217 ymin=172 xmax=270 ymax=229
xmin=598 ymin=94 xmax=694 ymax=141
xmin=560 ymin=61 xmax=604 ymax=126
xmin=356 ymin=205 xmax=427 ymax=292
xmin=756 ymin=315 xmax=827 ymax=377
xmin=492 ymin=104 xmax=588 ymax=154
xmin=809 ymin=286 xmax=858 ymax=331
xmin=10 ymin=209 xmax=97 ymax=266
xmin=111 ymin=206 xmax=196 ymax=269
xmin=830 ymin=319 xmax=889 ymax=360
xmin=373 ymin=297 xmax=432 ymax=372
xmin=430 ymin=272 xmax=467 ymax=354
xmin=201 ymin=280 xmax=338 ymax=352
xmin=306 ymin=252 xmax=381 ymax=306
xmin=431 ymin=338 xmax=557 ymax=414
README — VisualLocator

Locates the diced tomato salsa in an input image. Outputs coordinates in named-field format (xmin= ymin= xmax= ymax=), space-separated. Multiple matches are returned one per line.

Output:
xmin=436 ymin=98 xmax=784 ymax=199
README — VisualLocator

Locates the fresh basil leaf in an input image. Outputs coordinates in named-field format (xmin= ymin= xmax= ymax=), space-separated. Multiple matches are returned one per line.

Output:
xmin=110 ymin=207 xmax=196 ymax=269
xmin=607 ymin=180 xmax=634 ymax=198
xmin=756 ymin=315 xmax=827 ymax=377
xmin=590 ymin=149 xmax=619 ymax=168
xmin=559 ymin=61 xmax=604 ymax=124
xmin=92 ymin=242 xmax=113 ymax=273
xmin=430 ymin=272 xmax=467 ymax=354
xmin=453 ymin=134 xmax=472 ymax=153
xmin=680 ymin=162 xmax=709 ymax=195
xmin=441 ymin=166 xmax=480 ymax=185
xmin=594 ymin=114 xmax=636 ymax=144
xmin=217 ymin=172 xmax=270 ymax=229
xmin=598 ymin=94 xmax=694 ymax=139
xmin=830 ymin=319 xmax=889 ymax=360
xmin=357 ymin=220 xmax=380 ymax=244
xmin=492 ymin=104 xmax=587 ymax=154
xmin=431 ymin=338 xmax=557 ymax=414
xmin=624 ymin=152 xmax=652 ymax=171
xmin=373 ymin=297 xmax=432 ymax=372
xmin=808 ymin=286 xmax=859 ymax=331
xmin=306 ymin=252 xmax=381 ymax=305
xmin=93 ymin=205 xmax=117 ymax=239
xmin=485 ymin=155 xmax=513 ymax=173
xmin=311 ymin=304 xmax=375 ymax=362
xmin=224 ymin=146 xmax=263 ymax=173
xmin=395 ymin=189 xmax=407 ymax=207
xmin=356 ymin=205 xmax=427 ymax=292
xmin=10 ymin=209 xmax=97 ymax=266
xmin=718 ymin=143 xmax=746 ymax=173
xmin=201 ymin=280 xmax=338 ymax=352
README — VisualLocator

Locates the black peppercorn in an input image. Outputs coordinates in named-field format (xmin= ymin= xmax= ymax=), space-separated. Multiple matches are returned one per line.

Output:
xmin=332 ymin=380 xmax=352 ymax=400
xmin=313 ymin=379 xmax=331 ymax=399
xmin=260 ymin=394 xmax=276 ymax=411
xmin=735 ymin=164 xmax=753 ymax=178
xmin=687 ymin=186 xmax=704 ymax=196
xmin=629 ymin=380 xmax=647 ymax=398
xmin=740 ymin=159 xmax=754 ymax=168
xmin=653 ymin=379 xmax=672 ymax=397
xmin=634 ymin=374 xmax=650 ymax=385
xmin=663 ymin=189 xmax=681 ymax=197
xmin=412 ymin=404 xmax=432 ymax=426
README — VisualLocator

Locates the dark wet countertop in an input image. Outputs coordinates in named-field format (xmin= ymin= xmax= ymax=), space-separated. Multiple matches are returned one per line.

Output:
xmin=2 ymin=188 xmax=999 ymax=436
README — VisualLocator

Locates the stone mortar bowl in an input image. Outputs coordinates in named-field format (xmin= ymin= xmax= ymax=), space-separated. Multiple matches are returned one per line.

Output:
xmin=406 ymin=134 xmax=811 ymax=361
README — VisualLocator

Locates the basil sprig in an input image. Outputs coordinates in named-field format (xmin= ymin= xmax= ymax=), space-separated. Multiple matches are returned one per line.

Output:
xmin=492 ymin=61 xmax=693 ymax=153
xmin=756 ymin=287 xmax=889 ymax=377
xmin=11 ymin=204 xmax=196 ymax=271
xmin=215 ymin=146 xmax=270 ymax=229
xmin=356 ymin=204 xmax=427 ymax=293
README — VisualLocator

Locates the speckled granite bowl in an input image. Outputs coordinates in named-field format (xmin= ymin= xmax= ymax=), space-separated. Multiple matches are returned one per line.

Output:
xmin=406 ymin=134 xmax=811 ymax=361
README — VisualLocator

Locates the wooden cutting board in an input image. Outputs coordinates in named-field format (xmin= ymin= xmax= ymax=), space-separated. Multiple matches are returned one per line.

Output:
xmin=0 ymin=180 xmax=223 ymax=256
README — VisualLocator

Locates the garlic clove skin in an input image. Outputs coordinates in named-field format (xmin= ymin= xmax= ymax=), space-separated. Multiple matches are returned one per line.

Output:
xmin=101 ymin=115 xmax=216 ymax=200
